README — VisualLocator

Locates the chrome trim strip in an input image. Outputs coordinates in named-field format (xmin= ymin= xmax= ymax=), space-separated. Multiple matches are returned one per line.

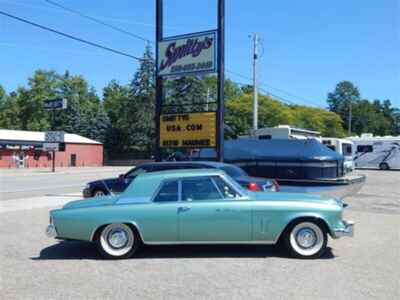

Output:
xmin=143 ymin=240 xmax=276 ymax=245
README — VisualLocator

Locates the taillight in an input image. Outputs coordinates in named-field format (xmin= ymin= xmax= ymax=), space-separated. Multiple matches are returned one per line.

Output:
xmin=273 ymin=180 xmax=280 ymax=192
xmin=247 ymin=182 xmax=261 ymax=191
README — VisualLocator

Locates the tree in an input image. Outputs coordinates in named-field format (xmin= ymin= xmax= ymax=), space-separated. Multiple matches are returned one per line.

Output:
xmin=327 ymin=81 xmax=360 ymax=133
xmin=103 ymin=80 xmax=132 ymax=154
xmin=226 ymin=91 xmax=345 ymax=137
xmin=127 ymin=44 xmax=156 ymax=154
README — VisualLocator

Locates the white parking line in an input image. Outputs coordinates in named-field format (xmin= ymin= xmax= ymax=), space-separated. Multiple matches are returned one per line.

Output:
xmin=0 ymin=193 xmax=81 ymax=213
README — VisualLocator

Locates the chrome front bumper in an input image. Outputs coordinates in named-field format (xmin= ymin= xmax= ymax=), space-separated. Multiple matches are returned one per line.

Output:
xmin=333 ymin=220 xmax=354 ymax=238
xmin=46 ymin=224 xmax=58 ymax=238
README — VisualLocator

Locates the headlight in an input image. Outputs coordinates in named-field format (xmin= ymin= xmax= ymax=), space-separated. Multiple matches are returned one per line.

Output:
xmin=85 ymin=183 xmax=90 ymax=189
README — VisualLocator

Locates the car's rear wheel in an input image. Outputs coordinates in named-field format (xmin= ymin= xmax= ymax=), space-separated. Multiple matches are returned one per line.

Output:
xmin=92 ymin=189 xmax=107 ymax=197
xmin=284 ymin=220 xmax=327 ymax=259
xmin=97 ymin=223 xmax=139 ymax=259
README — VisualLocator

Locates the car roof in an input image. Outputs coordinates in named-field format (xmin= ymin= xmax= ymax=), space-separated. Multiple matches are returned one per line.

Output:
xmin=137 ymin=168 xmax=226 ymax=180
xmin=139 ymin=161 xmax=232 ymax=169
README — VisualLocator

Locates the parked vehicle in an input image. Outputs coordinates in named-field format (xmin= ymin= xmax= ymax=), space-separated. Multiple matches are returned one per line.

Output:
xmin=322 ymin=138 xmax=355 ymax=172
xmin=83 ymin=161 xmax=279 ymax=198
xmin=47 ymin=169 xmax=354 ymax=259
xmin=350 ymin=134 xmax=400 ymax=170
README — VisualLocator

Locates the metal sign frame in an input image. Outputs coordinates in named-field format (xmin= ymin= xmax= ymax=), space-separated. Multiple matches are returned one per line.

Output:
xmin=155 ymin=0 xmax=225 ymax=162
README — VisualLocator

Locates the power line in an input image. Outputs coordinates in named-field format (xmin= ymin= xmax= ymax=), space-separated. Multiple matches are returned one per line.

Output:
xmin=0 ymin=10 xmax=144 ymax=61
xmin=44 ymin=0 xmax=153 ymax=44
xmin=227 ymin=69 xmax=323 ymax=108
xmin=232 ymin=79 xmax=297 ymax=106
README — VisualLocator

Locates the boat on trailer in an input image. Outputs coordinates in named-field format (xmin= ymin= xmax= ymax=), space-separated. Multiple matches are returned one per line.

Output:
xmin=192 ymin=139 xmax=365 ymax=199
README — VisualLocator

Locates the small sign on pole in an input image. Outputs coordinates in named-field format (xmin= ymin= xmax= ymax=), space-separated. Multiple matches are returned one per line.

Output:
xmin=45 ymin=131 xmax=65 ymax=143
xmin=43 ymin=143 xmax=59 ymax=151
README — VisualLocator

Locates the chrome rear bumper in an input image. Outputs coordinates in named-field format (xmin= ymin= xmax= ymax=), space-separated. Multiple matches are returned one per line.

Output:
xmin=333 ymin=220 xmax=354 ymax=238
xmin=46 ymin=224 xmax=58 ymax=238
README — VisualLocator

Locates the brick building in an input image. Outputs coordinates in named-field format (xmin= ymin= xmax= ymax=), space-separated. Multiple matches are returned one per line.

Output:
xmin=0 ymin=129 xmax=103 ymax=168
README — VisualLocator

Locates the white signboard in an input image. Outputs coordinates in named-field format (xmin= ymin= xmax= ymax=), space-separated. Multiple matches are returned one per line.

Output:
xmin=45 ymin=131 xmax=64 ymax=143
xmin=43 ymin=143 xmax=59 ymax=151
xmin=157 ymin=30 xmax=217 ymax=77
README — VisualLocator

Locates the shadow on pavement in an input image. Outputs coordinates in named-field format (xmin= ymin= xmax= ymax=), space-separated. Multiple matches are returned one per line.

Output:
xmin=32 ymin=241 xmax=335 ymax=260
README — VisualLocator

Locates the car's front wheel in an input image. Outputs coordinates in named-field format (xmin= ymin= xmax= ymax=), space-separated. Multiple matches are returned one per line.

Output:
xmin=97 ymin=223 xmax=139 ymax=259
xmin=92 ymin=189 xmax=107 ymax=197
xmin=284 ymin=220 xmax=327 ymax=259
xmin=379 ymin=162 xmax=389 ymax=170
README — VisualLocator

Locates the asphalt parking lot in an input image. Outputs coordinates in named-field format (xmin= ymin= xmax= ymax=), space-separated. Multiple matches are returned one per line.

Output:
xmin=1 ymin=168 xmax=399 ymax=299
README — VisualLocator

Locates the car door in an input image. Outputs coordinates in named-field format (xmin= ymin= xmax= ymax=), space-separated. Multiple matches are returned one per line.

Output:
xmin=178 ymin=176 xmax=251 ymax=242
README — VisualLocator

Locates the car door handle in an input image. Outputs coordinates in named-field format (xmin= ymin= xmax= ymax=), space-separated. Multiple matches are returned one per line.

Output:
xmin=177 ymin=206 xmax=191 ymax=213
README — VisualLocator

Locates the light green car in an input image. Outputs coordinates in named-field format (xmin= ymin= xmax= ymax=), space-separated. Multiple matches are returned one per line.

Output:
xmin=46 ymin=169 xmax=354 ymax=259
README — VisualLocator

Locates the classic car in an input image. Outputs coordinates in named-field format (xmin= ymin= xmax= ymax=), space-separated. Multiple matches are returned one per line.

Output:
xmin=47 ymin=169 xmax=354 ymax=259
xmin=83 ymin=161 xmax=279 ymax=198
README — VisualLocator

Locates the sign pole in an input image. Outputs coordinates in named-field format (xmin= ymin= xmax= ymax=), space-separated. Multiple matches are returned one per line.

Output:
xmin=52 ymin=108 xmax=56 ymax=172
xmin=216 ymin=0 xmax=225 ymax=162
xmin=155 ymin=0 xmax=163 ymax=162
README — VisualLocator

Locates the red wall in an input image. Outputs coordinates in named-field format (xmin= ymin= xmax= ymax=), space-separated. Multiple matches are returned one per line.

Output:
xmin=0 ymin=143 xmax=103 ymax=168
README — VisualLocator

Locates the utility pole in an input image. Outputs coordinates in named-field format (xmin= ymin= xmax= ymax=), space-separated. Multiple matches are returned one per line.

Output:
xmin=252 ymin=33 xmax=259 ymax=133
xmin=348 ymin=101 xmax=352 ymax=136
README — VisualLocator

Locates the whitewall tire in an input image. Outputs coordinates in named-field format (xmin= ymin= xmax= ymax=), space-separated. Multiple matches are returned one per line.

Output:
xmin=97 ymin=223 xmax=139 ymax=259
xmin=284 ymin=221 xmax=327 ymax=259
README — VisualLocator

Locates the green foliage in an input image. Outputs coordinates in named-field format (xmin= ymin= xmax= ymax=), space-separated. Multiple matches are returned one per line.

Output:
xmin=1 ymin=46 xmax=398 ymax=161
xmin=327 ymin=81 xmax=398 ymax=136
xmin=226 ymin=92 xmax=345 ymax=137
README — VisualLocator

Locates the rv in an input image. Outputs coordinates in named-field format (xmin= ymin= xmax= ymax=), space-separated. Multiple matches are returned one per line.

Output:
xmin=350 ymin=134 xmax=400 ymax=170
xmin=245 ymin=125 xmax=322 ymax=141
xmin=322 ymin=138 xmax=355 ymax=172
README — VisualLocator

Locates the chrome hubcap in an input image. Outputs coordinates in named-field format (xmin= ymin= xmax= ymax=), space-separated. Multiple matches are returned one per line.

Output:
xmin=296 ymin=228 xmax=317 ymax=249
xmin=108 ymin=229 xmax=128 ymax=249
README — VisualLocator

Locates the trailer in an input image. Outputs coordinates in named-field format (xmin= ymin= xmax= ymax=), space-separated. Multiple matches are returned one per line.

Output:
xmin=350 ymin=134 xmax=400 ymax=170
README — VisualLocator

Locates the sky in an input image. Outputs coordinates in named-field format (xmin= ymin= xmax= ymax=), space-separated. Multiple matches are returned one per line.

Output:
xmin=0 ymin=0 xmax=399 ymax=108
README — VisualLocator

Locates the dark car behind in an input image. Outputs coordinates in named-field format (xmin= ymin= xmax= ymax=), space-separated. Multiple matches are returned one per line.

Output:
xmin=83 ymin=161 xmax=279 ymax=198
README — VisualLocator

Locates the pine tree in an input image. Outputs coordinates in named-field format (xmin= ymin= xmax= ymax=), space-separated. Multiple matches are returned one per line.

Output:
xmin=127 ymin=44 xmax=156 ymax=154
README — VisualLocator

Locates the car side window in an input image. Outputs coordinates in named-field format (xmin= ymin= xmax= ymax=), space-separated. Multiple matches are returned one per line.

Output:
xmin=212 ymin=176 xmax=242 ymax=199
xmin=181 ymin=177 xmax=222 ymax=201
xmin=153 ymin=180 xmax=179 ymax=202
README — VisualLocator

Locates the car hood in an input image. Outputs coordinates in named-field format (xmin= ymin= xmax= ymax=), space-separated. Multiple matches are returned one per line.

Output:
xmin=63 ymin=196 xmax=117 ymax=209
xmin=251 ymin=191 xmax=336 ymax=205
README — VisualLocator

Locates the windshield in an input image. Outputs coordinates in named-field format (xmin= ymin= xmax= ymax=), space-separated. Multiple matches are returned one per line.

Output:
xmin=342 ymin=143 xmax=353 ymax=157
xmin=220 ymin=165 xmax=247 ymax=178
xmin=221 ymin=173 xmax=248 ymax=196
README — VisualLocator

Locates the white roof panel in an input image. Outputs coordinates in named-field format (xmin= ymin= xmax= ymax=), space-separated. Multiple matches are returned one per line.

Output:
xmin=0 ymin=129 xmax=102 ymax=144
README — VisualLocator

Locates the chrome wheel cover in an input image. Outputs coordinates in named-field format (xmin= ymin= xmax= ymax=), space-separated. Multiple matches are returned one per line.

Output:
xmin=100 ymin=224 xmax=134 ymax=257
xmin=290 ymin=222 xmax=324 ymax=256
xmin=94 ymin=190 xmax=105 ymax=197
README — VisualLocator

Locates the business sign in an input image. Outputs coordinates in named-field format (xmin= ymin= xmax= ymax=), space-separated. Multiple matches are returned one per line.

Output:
xmin=43 ymin=143 xmax=59 ymax=151
xmin=160 ymin=112 xmax=216 ymax=148
xmin=157 ymin=30 xmax=217 ymax=77
xmin=44 ymin=98 xmax=67 ymax=110
xmin=45 ymin=131 xmax=65 ymax=143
